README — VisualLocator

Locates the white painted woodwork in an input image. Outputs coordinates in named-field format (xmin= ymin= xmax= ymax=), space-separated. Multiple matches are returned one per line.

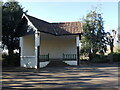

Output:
xmin=76 ymin=35 xmax=80 ymax=47
xmin=22 ymin=14 xmax=37 ymax=31
xmin=39 ymin=61 xmax=50 ymax=68
xmin=63 ymin=61 xmax=77 ymax=66
xmin=35 ymin=31 xmax=40 ymax=69
xmin=21 ymin=56 xmax=37 ymax=68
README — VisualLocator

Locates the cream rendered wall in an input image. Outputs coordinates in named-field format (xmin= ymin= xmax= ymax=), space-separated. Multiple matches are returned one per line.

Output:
xmin=40 ymin=33 xmax=77 ymax=59
xmin=20 ymin=34 xmax=37 ymax=68
xmin=20 ymin=32 xmax=78 ymax=68
xmin=22 ymin=34 xmax=35 ymax=56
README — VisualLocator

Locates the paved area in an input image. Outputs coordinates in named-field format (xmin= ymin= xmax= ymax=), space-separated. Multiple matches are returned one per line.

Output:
xmin=2 ymin=62 xmax=120 ymax=89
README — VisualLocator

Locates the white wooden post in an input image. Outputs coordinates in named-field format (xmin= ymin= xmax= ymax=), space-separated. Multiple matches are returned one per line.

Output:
xmin=19 ymin=37 xmax=23 ymax=67
xmin=19 ymin=37 xmax=23 ymax=56
xmin=76 ymin=35 xmax=81 ymax=66
xmin=35 ymin=31 xmax=40 ymax=69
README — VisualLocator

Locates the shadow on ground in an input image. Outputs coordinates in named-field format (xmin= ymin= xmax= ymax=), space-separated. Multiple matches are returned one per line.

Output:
xmin=2 ymin=62 xmax=119 ymax=89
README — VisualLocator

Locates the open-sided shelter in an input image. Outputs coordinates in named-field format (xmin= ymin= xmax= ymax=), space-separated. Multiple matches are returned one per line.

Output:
xmin=16 ymin=14 xmax=83 ymax=68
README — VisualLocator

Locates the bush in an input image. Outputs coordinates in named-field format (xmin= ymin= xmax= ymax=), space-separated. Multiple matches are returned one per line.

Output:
xmin=2 ymin=53 xmax=20 ymax=67
xmin=108 ymin=52 xmax=120 ymax=62
xmin=89 ymin=52 xmax=120 ymax=63
xmin=90 ymin=54 xmax=109 ymax=63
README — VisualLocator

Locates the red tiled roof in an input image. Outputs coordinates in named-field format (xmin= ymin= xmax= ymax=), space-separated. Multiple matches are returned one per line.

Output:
xmin=52 ymin=22 xmax=82 ymax=35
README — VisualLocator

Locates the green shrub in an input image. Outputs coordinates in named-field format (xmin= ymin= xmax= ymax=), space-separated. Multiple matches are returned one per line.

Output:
xmin=108 ymin=52 xmax=120 ymax=62
xmin=90 ymin=52 xmax=120 ymax=63
xmin=94 ymin=56 xmax=109 ymax=63
xmin=90 ymin=54 xmax=109 ymax=63
xmin=89 ymin=53 xmax=100 ymax=61
xmin=2 ymin=53 xmax=20 ymax=67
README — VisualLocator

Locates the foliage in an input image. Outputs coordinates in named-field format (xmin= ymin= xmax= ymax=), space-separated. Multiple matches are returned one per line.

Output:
xmin=0 ymin=2 xmax=2 ymax=41
xmin=105 ymin=30 xmax=117 ymax=53
xmin=108 ymin=52 xmax=120 ymax=62
xmin=89 ymin=52 xmax=120 ymax=63
xmin=2 ymin=0 xmax=25 ymax=55
xmin=2 ymin=53 xmax=20 ymax=67
xmin=90 ymin=54 xmax=109 ymax=63
xmin=81 ymin=10 xmax=107 ymax=59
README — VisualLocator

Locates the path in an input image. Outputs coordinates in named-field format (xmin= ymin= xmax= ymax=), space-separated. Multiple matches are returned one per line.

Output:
xmin=2 ymin=62 xmax=119 ymax=89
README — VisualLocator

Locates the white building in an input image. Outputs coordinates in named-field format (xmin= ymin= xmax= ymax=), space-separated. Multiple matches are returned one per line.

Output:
xmin=16 ymin=14 xmax=83 ymax=69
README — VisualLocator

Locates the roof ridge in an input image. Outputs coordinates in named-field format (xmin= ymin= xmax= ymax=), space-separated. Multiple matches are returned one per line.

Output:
xmin=25 ymin=14 xmax=81 ymax=24
xmin=52 ymin=21 xmax=81 ymax=24
xmin=26 ymin=14 xmax=50 ymax=24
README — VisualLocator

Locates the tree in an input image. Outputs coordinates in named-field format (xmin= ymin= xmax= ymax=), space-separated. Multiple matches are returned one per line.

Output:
xmin=81 ymin=10 xmax=106 ymax=59
xmin=105 ymin=30 xmax=117 ymax=53
xmin=2 ymin=0 xmax=24 ymax=55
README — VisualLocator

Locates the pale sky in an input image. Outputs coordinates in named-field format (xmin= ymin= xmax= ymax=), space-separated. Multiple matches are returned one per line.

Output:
xmin=19 ymin=1 xmax=118 ymax=33
xmin=3 ymin=0 xmax=119 ymax=33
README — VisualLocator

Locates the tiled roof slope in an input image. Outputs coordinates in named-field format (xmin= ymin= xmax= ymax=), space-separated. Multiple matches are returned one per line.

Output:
xmin=26 ymin=15 xmax=55 ymax=35
xmin=26 ymin=14 xmax=82 ymax=35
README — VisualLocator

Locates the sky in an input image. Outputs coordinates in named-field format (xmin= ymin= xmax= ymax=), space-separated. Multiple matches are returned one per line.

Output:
xmin=3 ymin=0 xmax=118 ymax=32
xmin=18 ymin=1 xmax=118 ymax=33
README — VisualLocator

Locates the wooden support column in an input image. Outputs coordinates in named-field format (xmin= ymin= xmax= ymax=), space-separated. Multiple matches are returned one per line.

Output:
xmin=19 ymin=46 xmax=21 ymax=66
xmin=35 ymin=31 xmax=40 ymax=69
xmin=19 ymin=37 xmax=23 ymax=67
xmin=76 ymin=34 xmax=81 ymax=66
xmin=37 ymin=46 xmax=40 ymax=68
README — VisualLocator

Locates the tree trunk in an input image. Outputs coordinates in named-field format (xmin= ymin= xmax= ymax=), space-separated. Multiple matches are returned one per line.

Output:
xmin=8 ymin=46 xmax=14 ymax=56
xmin=110 ymin=45 xmax=113 ymax=53
xmin=8 ymin=37 xmax=14 ymax=56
